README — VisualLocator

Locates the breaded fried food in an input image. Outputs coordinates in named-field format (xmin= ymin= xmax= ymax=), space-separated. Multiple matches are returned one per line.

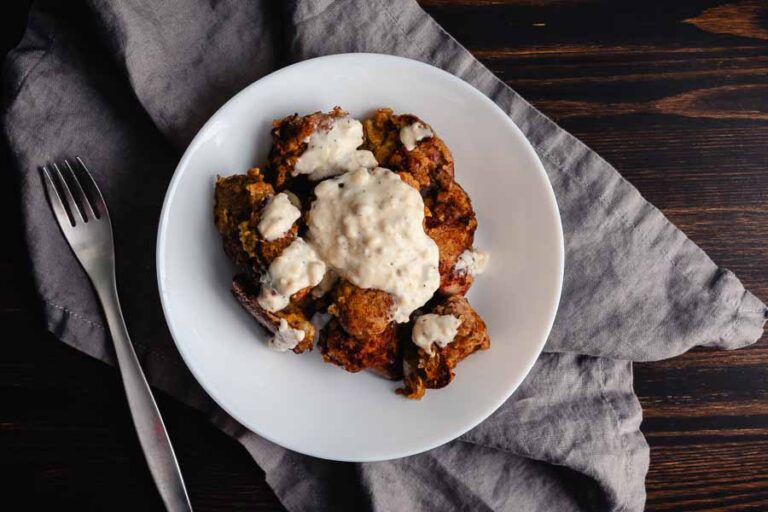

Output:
xmin=327 ymin=280 xmax=393 ymax=338
xmin=366 ymin=109 xmax=477 ymax=295
xmin=214 ymin=168 xmax=297 ymax=274
xmin=363 ymin=108 xmax=454 ymax=192
xmin=320 ymin=280 xmax=401 ymax=377
xmin=266 ymin=106 xmax=348 ymax=191
xmin=319 ymin=318 xmax=400 ymax=376
xmin=426 ymin=182 xmax=478 ymax=296
xmin=231 ymin=274 xmax=315 ymax=353
xmin=216 ymin=107 xmax=491 ymax=396
xmin=398 ymin=295 xmax=490 ymax=399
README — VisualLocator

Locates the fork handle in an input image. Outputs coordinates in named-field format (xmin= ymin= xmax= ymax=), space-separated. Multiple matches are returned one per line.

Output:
xmin=94 ymin=277 xmax=193 ymax=512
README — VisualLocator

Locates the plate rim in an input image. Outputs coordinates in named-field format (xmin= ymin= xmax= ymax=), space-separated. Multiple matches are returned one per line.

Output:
xmin=156 ymin=52 xmax=564 ymax=462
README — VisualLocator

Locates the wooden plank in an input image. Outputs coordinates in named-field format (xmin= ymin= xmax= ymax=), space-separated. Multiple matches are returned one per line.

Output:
xmin=2 ymin=0 xmax=767 ymax=510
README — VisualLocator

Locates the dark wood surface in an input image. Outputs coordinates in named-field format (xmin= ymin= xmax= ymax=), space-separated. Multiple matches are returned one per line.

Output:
xmin=2 ymin=1 xmax=767 ymax=510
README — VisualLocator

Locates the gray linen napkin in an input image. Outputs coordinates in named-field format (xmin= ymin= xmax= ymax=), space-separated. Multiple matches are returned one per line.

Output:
xmin=4 ymin=1 xmax=766 ymax=510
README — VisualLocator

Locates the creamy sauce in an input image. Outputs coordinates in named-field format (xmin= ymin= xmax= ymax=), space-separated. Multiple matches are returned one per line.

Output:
xmin=310 ymin=312 xmax=332 ymax=343
xmin=308 ymin=167 xmax=440 ymax=322
xmin=454 ymin=249 xmax=490 ymax=276
xmin=284 ymin=191 xmax=301 ymax=208
xmin=412 ymin=314 xmax=462 ymax=354
xmin=268 ymin=318 xmax=305 ymax=352
xmin=294 ymin=117 xmax=377 ymax=180
xmin=257 ymin=238 xmax=326 ymax=312
xmin=399 ymin=122 xmax=434 ymax=151
xmin=311 ymin=269 xmax=339 ymax=298
xmin=257 ymin=192 xmax=301 ymax=241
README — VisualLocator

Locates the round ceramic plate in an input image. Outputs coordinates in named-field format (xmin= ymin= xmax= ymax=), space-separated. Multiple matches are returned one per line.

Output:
xmin=157 ymin=54 xmax=563 ymax=462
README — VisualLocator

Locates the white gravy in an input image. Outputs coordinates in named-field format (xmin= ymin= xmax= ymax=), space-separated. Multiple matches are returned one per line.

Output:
xmin=257 ymin=238 xmax=326 ymax=312
xmin=412 ymin=313 xmax=462 ymax=354
xmin=308 ymin=167 xmax=440 ymax=323
xmin=454 ymin=249 xmax=489 ymax=276
xmin=399 ymin=122 xmax=434 ymax=151
xmin=257 ymin=192 xmax=301 ymax=241
xmin=294 ymin=117 xmax=377 ymax=180
xmin=268 ymin=318 xmax=305 ymax=352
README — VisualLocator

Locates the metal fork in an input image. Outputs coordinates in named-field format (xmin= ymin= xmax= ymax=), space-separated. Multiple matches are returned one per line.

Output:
xmin=41 ymin=158 xmax=192 ymax=512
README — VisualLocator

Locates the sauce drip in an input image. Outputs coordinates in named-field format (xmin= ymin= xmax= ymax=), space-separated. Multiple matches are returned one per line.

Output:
xmin=257 ymin=238 xmax=326 ymax=312
xmin=399 ymin=122 xmax=434 ymax=151
xmin=412 ymin=314 xmax=462 ymax=354
xmin=454 ymin=249 xmax=490 ymax=276
xmin=294 ymin=117 xmax=377 ymax=180
xmin=258 ymin=192 xmax=301 ymax=241
xmin=308 ymin=167 xmax=440 ymax=323
xmin=268 ymin=318 xmax=305 ymax=352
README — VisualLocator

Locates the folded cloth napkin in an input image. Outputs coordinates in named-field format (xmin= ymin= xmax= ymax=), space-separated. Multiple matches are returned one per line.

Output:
xmin=4 ymin=0 xmax=766 ymax=510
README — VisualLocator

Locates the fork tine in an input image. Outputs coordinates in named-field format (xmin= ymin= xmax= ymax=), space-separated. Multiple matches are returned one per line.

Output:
xmin=74 ymin=157 xmax=108 ymax=220
xmin=51 ymin=162 xmax=86 ymax=224
xmin=41 ymin=166 xmax=75 ymax=227
xmin=63 ymin=160 xmax=96 ymax=221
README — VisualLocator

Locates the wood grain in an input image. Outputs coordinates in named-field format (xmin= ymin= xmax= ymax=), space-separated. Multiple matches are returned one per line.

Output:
xmin=645 ymin=440 xmax=768 ymax=511
xmin=534 ymin=84 xmax=768 ymax=120
xmin=685 ymin=1 xmax=768 ymax=41
xmin=2 ymin=0 xmax=767 ymax=511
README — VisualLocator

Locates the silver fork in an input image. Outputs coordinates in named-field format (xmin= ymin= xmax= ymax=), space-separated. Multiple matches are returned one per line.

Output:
xmin=41 ymin=157 xmax=192 ymax=512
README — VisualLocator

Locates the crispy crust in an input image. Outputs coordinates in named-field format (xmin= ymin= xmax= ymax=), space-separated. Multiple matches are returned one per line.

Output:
xmin=215 ymin=108 xmax=490 ymax=398
xmin=365 ymin=109 xmax=477 ymax=296
xmin=327 ymin=280 xmax=394 ymax=338
xmin=266 ymin=106 xmax=348 ymax=191
xmin=231 ymin=274 xmax=315 ymax=353
xmin=363 ymin=108 xmax=454 ymax=192
xmin=425 ymin=182 xmax=478 ymax=296
xmin=319 ymin=318 xmax=401 ymax=377
xmin=319 ymin=280 xmax=401 ymax=378
xmin=398 ymin=295 xmax=490 ymax=399
xmin=214 ymin=168 xmax=298 ymax=274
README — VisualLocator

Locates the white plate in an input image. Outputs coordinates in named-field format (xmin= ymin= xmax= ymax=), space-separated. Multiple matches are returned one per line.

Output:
xmin=157 ymin=54 xmax=563 ymax=462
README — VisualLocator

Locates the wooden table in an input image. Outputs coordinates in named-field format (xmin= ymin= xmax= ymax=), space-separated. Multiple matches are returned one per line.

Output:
xmin=2 ymin=1 xmax=766 ymax=510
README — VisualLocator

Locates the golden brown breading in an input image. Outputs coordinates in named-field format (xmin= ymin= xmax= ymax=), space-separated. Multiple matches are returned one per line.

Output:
xmin=363 ymin=108 xmax=401 ymax=163
xmin=438 ymin=268 xmax=474 ymax=297
xmin=431 ymin=179 xmax=475 ymax=226
xmin=214 ymin=168 xmax=298 ymax=274
xmin=214 ymin=168 xmax=271 ymax=268
xmin=231 ymin=274 xmax=315 ymax=353
xmin=266 ymin=107 xmax=348 ymax=191
xmin=238 ymin=217 xmax=298 ymax=273
xmin=363 ymin=108 xmax=454 ymax=192
xmin=398 ymin=295 xmax=490 ymax=399
xmin=396 ymin=170 xmax=422 ymax=192
xmin=427 ymin=221 xmax=473 ymax=289
xmin=425 ymin=182 xmax=478 ymax=296
xmin=366 ymin=109 xmax=476 ymax=295
xmin=214 ymin=169 xmax=265 ymax=234
xmin=320 ymin=280 xmax=401 ymax=377
xmin=319 ymin=318 xmax=400 ymax=375
xmin=217 ymin=108 xmax=491 ymax=394
xmin=327 ymin=280 xmax=394 ymax=338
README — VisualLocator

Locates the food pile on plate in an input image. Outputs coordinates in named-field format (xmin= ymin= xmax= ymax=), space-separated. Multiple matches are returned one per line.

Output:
xmin=214 ymin=107 xmax=490 ymax=398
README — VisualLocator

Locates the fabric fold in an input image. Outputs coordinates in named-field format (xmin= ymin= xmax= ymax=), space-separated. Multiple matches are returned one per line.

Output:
xmin=460 ymin=355 xmax=647 ymax=511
